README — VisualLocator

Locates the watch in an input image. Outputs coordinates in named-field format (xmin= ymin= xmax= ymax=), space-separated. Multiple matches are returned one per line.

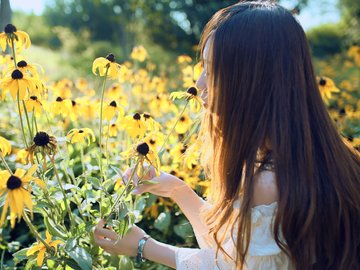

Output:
xmin=136 ymin=234 xmax=151 ymax=263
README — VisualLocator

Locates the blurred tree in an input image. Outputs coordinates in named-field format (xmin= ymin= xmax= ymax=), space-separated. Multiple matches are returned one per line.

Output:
xmin=338 ymin=0 xmax=360 ymax=44
xmin=307 ymin=23 xmax=344 ymax=58
xmin=0 ymin=0 xmax=11 ymax=32
xmin=43 ymin=0 xmax=310 ymax=57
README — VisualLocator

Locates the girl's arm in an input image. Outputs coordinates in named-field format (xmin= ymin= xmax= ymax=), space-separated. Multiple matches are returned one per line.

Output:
xmin=171 ymin=181 xmax=211 ymax=236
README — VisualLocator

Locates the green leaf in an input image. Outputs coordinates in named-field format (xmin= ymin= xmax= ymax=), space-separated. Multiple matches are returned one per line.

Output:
xmin=110 ymin=165 xmax=123 ymax=178
xmin=87 ymin=176 xmax=101 ymax=189
xmin=13 ymin=248 xmax=29 ymax=264
xmin=154 ymin=212 xmax=171 ymax=232
xmin=174 ymin=220 xmax=194 ymax=240
xmin=135 ymin=196 xmax=147 ymax=212
xmin=44 ymin=216 xmax=67 ymax=239
xmin=63 ymin=184 xmax=79 ymax=190
xmin=118 ymin=256 xmax=134 ymax=270
xmin=66 ymin=246 xmax=92 ymax=270
xmin=65 ymin=237 xmax=77 ymax=252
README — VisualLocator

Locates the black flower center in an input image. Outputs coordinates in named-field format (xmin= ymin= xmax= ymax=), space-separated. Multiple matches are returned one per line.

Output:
xmin=71 ymin=100 xmax=76 ymax=106
xmin=111 ymin=124 xmax=116 ymax=127
xmin=34 ymin=131 xmax=50 ymax=146
xmin=79 ymin=130 xmax=84 ymax=133
xmin=4 ymin=24 xmax=16 ymax=34
xmin=56 ymin=97 xmax=63 ymax=102
xmin=149 ymin=139 xmax=156 ymax=145
xmin=143 ymin=113 xmax=151 ymax=119
xmin=180 ymin=116 xmax=185 ymax=122
xmin=110 ymin=101 xmax=117 ymax=107
xmin=319 ymin=78 xmax=327 ymax=86
xmin=7 ymin=175 xmax=22 ymax=190
xmin=133 ymin=113 xmax=141 ymax=120
xmin=106 ymin=53 xmax=115 ymax=62
xmin=170 ymin=170 xmax=177 ymax=176
xmin=180 ymin=147 xmax=187 ymax=154
xmin=17 ymin=60 xmax=27 ymax=68
xmin=187 ymin=87 xmax=198 ymax=96
xmin=30 ymin=96 xmax=38 ymax=100
xmin=136 ymin=142 xmax=149 ymax=156
xmin=11 ymin=69 xmax=23 ymax=79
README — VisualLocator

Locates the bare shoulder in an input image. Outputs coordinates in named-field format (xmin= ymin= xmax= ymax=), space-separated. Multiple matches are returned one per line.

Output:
xmin=252 ymin=170 xmax=278 ymax=207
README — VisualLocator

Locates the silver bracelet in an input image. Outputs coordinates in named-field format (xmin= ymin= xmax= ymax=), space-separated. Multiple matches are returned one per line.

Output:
xmin=136 ymin=234 xmax=151 ymax=263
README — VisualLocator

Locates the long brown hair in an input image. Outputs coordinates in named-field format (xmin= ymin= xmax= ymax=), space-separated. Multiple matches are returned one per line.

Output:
xmin=199 ymin=1 xmax=360 ymax=269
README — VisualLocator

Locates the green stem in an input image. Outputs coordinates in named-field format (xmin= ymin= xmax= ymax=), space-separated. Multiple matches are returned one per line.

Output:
xmin=158 ymin=101 xmax=189 ymax=158
xmin=51 ymin=161 xmax=76 ymax=231
xmin=23 ymin=211 xmax=54 ymax=253
xmin=16 ymin=91 xmax=29 ymax=149
xmin=0 ymin=153 xmax=12 ymax=175
xmin=105 ymin=122 xmax=110 ymax=170
xmin=0 ymin=248 xmax=5 ymax=270
xmin=105 ymin=160 xmax=140 ymax=221
xmin=33 ymin=110 xmax=39 ymax=133
xmin=10 ymin=38 xmax=17 ymax=68
xmin=98 ymin=67 xmax=109 ymax=180
xmin=80 ymin=145 xmax=85 ymax=177
xmin=22 ymin=100 xmax=34 ymax=139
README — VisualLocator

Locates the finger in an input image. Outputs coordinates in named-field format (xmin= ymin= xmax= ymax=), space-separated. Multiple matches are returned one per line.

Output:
xmin=94 ymin=236 xmax=114 ymax=248
xmin=122 ymin=168 xmax=131 ymax=184
xmin=94 ymin=227 xmax=119 ymax=241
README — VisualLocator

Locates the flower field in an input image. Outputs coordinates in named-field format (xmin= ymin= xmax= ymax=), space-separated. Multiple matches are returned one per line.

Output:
xmin=0 ymin=24 xmax=359 ymax=270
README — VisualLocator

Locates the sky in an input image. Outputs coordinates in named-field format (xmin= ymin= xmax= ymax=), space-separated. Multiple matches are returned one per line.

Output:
xmin=9 ymin=0 xmax=341 ymax=31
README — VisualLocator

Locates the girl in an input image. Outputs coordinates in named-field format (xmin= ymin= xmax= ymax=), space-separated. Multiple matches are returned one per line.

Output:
xmin=94 ymin=1 xmax=360 ymax=269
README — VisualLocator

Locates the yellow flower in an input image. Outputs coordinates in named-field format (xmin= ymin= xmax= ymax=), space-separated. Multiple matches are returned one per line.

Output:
xmin=170 ymin=143 xmax=188 ymax=164
xmin=317 ymin=76 xmax=340 ymax=103
xmin=142 ymin=113 xmax=161 ymax=132
xmin=26 ymin=231 xmax=63 ymax=266
xmin=177 ymin=55 xmax=192 ymax=64
xmin=0 ymin=165 xmax=44 ymax=228
xmin=16 ymin=60 xmax=41 ymax=78
xmin=144 ymin=132 xmax=165 ymax=151
xmin=52 ymin=97 xmax=72 ymax=117
xmin=16 ymin=148 xmax=28 ymax=164
xmin=75 ymin=78 xmax=89 ymax=92
xmin=102 ymin=100 xmax=124 ymax=121
xmin=92 ymin=53 xmax=122 ymax=79
xmin=120 ymin=113 xmax=147 ymax=139
xmin=170 ymin=86 xmax=203 ymax=112
xmin=25 ymin=95 xmax=43 ymax=115
xmin=0 ymin=69 xmax=36 ymax=100
xmin=108 ymin=123 xmax=120 ymax=137
xmin=0 ymin=24 xmax=31 ymax=53
xmin=122 ymin=142 xmax=160 ymax=176
xmin=67 ymin=128 xmax=95 ymax=145
xmin=0 ymin=136 xmax=11 ymax=156
xmin=347 ymin=45 xmax=360 ymax=66
xmin=174 ymin=113 xmax=192 ymax=134
xmin=181 ymin=62 xmax=202 ymax=88
xmin=130 ymin=46 xmax=148 ymax=62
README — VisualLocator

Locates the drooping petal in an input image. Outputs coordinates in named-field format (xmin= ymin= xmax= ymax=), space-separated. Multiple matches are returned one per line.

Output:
xmin=37 ymin=249 xmax=46 ymax=266
xmin=0 ymin=196 xmax=9 ymax=226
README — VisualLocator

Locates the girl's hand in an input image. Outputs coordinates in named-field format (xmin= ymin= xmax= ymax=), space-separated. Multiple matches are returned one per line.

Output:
xmin=94 ymin=220 xmax=145 ymax=256
xmin=123 ymin=166 xmax=189 ymax=199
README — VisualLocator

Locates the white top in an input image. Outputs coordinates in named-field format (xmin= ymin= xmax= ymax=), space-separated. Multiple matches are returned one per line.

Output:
xmin=175 ymin=200 xmax=292 ymax=269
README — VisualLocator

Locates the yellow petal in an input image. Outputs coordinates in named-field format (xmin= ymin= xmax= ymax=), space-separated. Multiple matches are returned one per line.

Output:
xmin=37 ymin=249 xmax=46 ymax=266
xmin=27 ymin=244 xmax=41 ymax=256
xmin=0 ymin=196 xmax=9 ymax=226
